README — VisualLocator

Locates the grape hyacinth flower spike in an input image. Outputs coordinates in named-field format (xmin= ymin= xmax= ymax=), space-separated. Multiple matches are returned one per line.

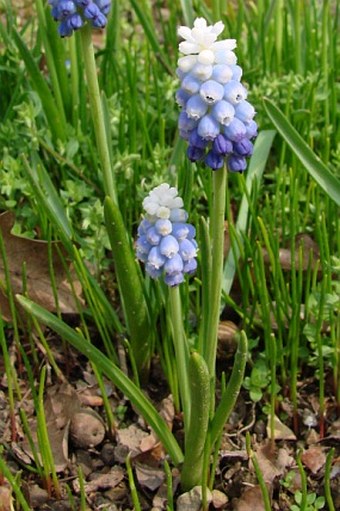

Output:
xmin=136 ymin=184 xmax=198 ymax=287
xmin=49 ymin=0 xmax=111 ymax=37
xmin=176 ymin=17 xmax=258 ymax=171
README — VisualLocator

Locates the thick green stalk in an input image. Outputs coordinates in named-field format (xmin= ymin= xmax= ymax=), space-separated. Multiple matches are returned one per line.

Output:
xmin=169 ymin=286 xmax=190 ymax=427
xmin=80 ymin=24 xmax=116 ymax=203
xmin=204 ymin=165 xmax=227 ymax=383
xmin=181 ymin=352 xmax=210 ymax=492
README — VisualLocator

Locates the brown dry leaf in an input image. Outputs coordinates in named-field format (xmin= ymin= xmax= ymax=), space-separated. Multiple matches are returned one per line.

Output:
xmin=301 ymin=446 xmax=326 ymax=474
xmin=115 ymin=424 xmax=149 ymax=460
xmin=266 ymin=414 xmax=296 ymax=441
xmin=0 ymin=211 xmax=83 ymax=321
xmin=84 ymin=466 xmax=124 ymax=493
xmin=135 ymin=462 xmax=165 ymax=491
xmin=252 ymin=441 xmax=293 ymax=484
xmin=234 ymin=485 xmax=268 ymax=511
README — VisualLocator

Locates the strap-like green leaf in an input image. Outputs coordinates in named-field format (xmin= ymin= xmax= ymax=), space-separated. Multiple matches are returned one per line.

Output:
xmin=16 ymin=295 xmax=184 ymax=466
xmin=263 ymin=98 xmax=340 ymax=206
xmin=104 ymin=197 xmax=152 ymax=376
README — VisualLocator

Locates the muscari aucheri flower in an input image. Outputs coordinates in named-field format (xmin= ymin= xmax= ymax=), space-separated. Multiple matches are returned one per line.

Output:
xmin=49 ymin=0 xmax=111 ymax=37
xmin=136 ymin=184 xmax=198 ymax=287
xmin=176 ymin=18 xmax=258 ymax=171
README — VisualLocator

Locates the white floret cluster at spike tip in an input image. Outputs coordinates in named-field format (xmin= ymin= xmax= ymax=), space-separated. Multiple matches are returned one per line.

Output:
xmin=176 ymin=18 xmax=258 ymax=172
xmin=136 ymin=184 xmax=198 ymax=287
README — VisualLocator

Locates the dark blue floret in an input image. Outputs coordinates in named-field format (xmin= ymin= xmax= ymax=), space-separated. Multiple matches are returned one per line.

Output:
xmin=228 ymin=155 xmax=247 ymax=172
xmin=49 ymin=0 xmax=111 ymax=37
xmin=189 ymin=129 xmax=209 ymax=149
xmin=205 ymin=150 xmax=224 ymax=170
xmin=187 ymin=145 xmax=205 ymax=162
xmin=213 ymin=134 xmax=233 ymax=155
xmin=233 ymin=138 xmax=253 ymax=157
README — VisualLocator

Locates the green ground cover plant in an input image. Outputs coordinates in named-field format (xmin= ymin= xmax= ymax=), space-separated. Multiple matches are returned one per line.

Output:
xmin=0 ymin=0 xmax=339 ymax=509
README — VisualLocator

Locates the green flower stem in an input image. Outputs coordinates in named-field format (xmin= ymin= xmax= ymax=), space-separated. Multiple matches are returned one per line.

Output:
xmin=169 ymin=285 xmax=190 ymax=428
xmin=80 ymin=24 xmax=116 ymax=203
xmin=204 ymin=165 xmax=227 ymax=387
xmin=181 ymin=352 xmax=210 ymax=492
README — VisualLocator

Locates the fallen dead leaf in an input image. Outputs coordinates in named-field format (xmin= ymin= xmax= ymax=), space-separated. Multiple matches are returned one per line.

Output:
xmin=115 ymin=424 xmax=149 ymax=461
xmin=135 ymin=462 xmax=165 ymax=491
xmin=177 ymin=486 xmax=212 ymax=511
xmin=301 ymin=446 xmax=326 ymax=474
xmin=234 ymin=485 xmax=268 ymax=511
xmin=0 ymin=211 xmax=83 ymax=322
xmin=84 ymin=466 xmax=124 ymax=493
xmin=266 ymin=414 xmax=297 ymax=441
xmin=252 ymin=441 xmax=294 ymax=484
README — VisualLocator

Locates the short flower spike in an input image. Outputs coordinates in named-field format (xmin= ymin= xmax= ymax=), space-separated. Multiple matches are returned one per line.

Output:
xmin=49 ymin=0 xmax=111 ymax=37
xmin=176 ymin=18 xmax=258 ymax=172
xmin=136 ymin=184 xmax=197 ymax=286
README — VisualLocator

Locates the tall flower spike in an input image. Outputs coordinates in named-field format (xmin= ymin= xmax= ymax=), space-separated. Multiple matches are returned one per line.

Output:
xmin=176 ymin=17 xmax=258 ymax=172
xmin=48 ymin=0 xmax=111 ymax=37
xmin=136 ymin=184 xmax=197 ymax=286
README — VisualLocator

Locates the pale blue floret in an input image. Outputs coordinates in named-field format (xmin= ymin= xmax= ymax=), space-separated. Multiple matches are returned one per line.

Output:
xmin=178 ymin=111 xmax=198 ymax=131
xmin=198 ymin=114 xmax=220 ymax=140
xmin=224 ymin=117 xmax=247 ymax=142
xmin=191 ymin=63 xmax=213 ymax=81
xmin=145 ymin=263 xmax=163 ymax=279
xmin=211 ymin=64 xmax=233 ymax=83
xmin=136 ymin=235 xmax=151 ymax=255
xmin=223 ymin=80 xmax=248 ymax=104
xmin=164 ymin=253 xmax=184 ymax=275
xmin=183 ymin=258 xmax=197 ymax=274
xmin=159 ymin=235 xmax=180 ymax=258
xmin=179 ymin=239 xmax=197 ymax=261
xmin=230 ymin=65 xmax=243 ymax=81
xmin=165 ymin=272 xmax=184 ymax=287
xmin=169 ymin=208 xmax=188 ymax=222
xmin=137 ymin=218 xmax=152 ymax=235
xmin=235 ymin=101 xmax=256 ymax=122
xmin=182 ymin=75 xmax=202 ymax=94
xmin=200 ymin=80 xmax=225 ymax=104
xmin=211 ymin=100 xmax=235 ymax=126
xmin=186 ymin=95 xmax=208 ymax=120
xmin=146 ymin=226 xmax=161 ymax=245
xmin=148 ymin=246 xmax=166 ymax=270
xmin=176 ymin=89 xmax=191 ymax=108
xmin=171 ymin=223 xmax=190 ymax=241
xmin=155 ymin=219 xmax=172 ymax=236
